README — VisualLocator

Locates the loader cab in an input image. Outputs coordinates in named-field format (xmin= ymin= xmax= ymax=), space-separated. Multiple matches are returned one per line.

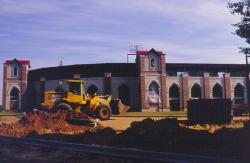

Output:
xmin=64 ymin=80 xmax=86 ymax=104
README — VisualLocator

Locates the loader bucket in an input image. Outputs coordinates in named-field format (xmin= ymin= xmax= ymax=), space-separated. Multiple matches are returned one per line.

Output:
xmin=65 ymin=111 xmax=99 ymax=127
xmin=118 ymin=100 xmax=130 ymax=113
xmin=110 ymin=99 xmax=130 ymax=114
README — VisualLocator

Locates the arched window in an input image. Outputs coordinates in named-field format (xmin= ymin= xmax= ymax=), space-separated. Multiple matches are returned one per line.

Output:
xmin=10 ymin=87 xmax=19 ymax=101
xmin=12 ymin=67 xmax=18 ymax=77
xmin=150 ymin=58 xmax=156 ymax=68
xmin=148 ymin=82 xmax=159 ymax=104
xmin=118 ymin=84 xmax=130 ymax=106
xmin=212 ymin=83 xmax=223 ymax=99
xmin=149 ymin=82 xmax=159 ymax=94
xmin=234 ymin=83 xmax=244 ymax=104
xmin=191 ymin=83 xmax=202 ymax=99
xmin=87 ymin=84 xmax=99 ymax=95
xmin=169 ymin=84 xmax=180 ymax=99
xmin=169 ymin=84 xmax=180 ymax=111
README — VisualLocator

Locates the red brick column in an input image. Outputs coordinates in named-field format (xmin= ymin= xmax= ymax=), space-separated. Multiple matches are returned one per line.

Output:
xmin=2 ymin=65 xmax=7 ymax=111
xmin=139 ymin=56 xmax=146 ymax=110
xmin=224 ymin=73 xmax=231 ymax=99
xmin=160 ymin=55 xmax=167 ymax=111
xmin=104 ymin=72 xmax=112 ymax=95
xmin=181 ymin=72 xmax=189 ymax=110
xmin=203 ymin=73 xmax=210 ymax=99
xmin=21 ymin=65 xmax=28 ymax=95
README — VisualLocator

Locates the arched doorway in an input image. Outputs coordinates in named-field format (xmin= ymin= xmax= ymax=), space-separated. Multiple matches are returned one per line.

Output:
xmin=169 ymin=84 xmax=180 ymax=111
xmin=212 ymin=83 xmax=223 ymax=99
xmin=148 ymin=82 xmax=159 ymax=105
xmin=9 ymin=87 xmax=20 ymax=111
xmin=87 ymin=84 xmax=99 ymax=95
xmin=118 ymin=84 xmax=130 ymax=106
xmin=234 ymin=83 xmax=244 ymax=104
xmin=191 ymin=83 xmax=202 ymax=99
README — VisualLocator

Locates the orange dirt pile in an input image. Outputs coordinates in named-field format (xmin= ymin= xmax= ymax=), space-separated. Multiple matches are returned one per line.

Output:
xmin=179 ymin=123 xmax=224 ymax=133
xmin=179 ymin=117 xmax=249 ymax=133
xmin=0 ymin=111 xmax=100 ymax=137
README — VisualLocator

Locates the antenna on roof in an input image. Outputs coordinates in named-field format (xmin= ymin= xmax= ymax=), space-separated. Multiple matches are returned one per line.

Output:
xmin=59 ymin=60 xmax=63 ymax=67
xmin=127 ymin=44 xmax=144 ymax=63
xmin=129 ymin=44 xmax=144 ymax=53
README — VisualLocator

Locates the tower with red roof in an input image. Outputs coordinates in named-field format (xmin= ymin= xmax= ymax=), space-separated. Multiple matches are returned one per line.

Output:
xmin=2 ymin=59 xmax=30 ymax=111
xmin=136 ymin=48 xmax=167 ymax=111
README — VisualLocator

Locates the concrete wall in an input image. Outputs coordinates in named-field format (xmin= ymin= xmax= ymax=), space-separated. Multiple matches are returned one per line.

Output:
xmin=111 ymin=77 xmax=139 ymax=108
xmin=28 ymin=76 xmax=139 ymax=109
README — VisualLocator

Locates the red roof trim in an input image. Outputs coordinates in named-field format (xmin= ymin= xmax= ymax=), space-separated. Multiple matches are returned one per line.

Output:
xmin=4 ymin=59 xmax=30 ymax=67
xmin=136 ymin=50 xmax=164 ymax=55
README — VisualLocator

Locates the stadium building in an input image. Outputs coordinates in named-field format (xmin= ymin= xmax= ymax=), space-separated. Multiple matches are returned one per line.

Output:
xmin=2 ymin=49 xmax=248 ymax=112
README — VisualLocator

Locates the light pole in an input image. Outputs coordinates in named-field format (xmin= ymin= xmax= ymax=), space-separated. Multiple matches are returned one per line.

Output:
xmin=241 ymin=48 xmax=250 ymax=117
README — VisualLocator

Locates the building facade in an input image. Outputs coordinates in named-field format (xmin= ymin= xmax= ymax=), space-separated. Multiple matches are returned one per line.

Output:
xmin=2 ymin=49 xmax=249 ymax=112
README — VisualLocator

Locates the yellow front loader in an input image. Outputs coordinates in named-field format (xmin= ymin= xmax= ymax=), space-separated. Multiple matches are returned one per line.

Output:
xmin=41 ymin=80 xmax=112 ymax=120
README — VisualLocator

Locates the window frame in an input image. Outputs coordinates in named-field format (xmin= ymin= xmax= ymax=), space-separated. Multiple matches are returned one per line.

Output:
xmin=11 ymin=66 xmax=18 ymax=77
xmin=149 ymin=58 xmax=156 ymax=69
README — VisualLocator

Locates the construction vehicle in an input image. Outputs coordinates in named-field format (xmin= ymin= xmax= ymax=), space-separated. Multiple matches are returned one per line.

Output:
xmin=40 ymin=80 xmax=112 ymax=120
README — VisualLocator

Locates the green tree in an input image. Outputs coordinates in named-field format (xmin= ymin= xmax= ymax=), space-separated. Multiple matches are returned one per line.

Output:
xmin=228 ymin=0 xmax=250 ymax=54
xmin=229 ymin=1 xmax=250 ymax=116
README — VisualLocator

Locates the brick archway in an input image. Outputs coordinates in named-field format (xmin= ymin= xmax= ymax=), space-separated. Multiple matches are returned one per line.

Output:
xmin=191 ymin=83 xmax=202 ymax=99
xmin=169 ymin=83 xmax=180 ymax=111
xmin=9 ymin=87 xmax=20 ymax=111
xmin=212 ymin=83 xmax=223 ymax=99
xmin=118 ymin=84 xmax=130 ymax=106
xmin=234 ymin=83 xmax=244 ymax=104
xmin=148 ymin=81 xmax=160 ymax=105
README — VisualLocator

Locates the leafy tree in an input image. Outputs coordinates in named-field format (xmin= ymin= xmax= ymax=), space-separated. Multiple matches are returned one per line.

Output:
xmin=229 ymin=1 xmax=250 ymax=116
xmin=228 ymin=0 xmax=250 ymax=54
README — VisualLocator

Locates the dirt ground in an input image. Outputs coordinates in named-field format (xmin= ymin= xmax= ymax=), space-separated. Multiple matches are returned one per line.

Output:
xmin=0 ymin=114 xmax=188 ymax=132
xmin=0 ymin=114 xmax=248 ymax=132
xmin=100 ymin=116 xmax=187 ymax=131
xmin=0 ymin=111 xmax=100 ymax=137
xmin=0 ymin=115 xmax=22 ymax=124
xmin=0 ymin=113 xmax=249 ymax=162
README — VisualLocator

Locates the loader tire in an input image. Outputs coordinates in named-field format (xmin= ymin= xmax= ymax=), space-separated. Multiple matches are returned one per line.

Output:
xmin=55 ymin=103 xmax=73 ymax=112
xmin=96 ymin=105 xmax=111 ymax=120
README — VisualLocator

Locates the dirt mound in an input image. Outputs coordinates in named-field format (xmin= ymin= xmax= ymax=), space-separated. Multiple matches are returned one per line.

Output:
xmin=21 ymin=117 xmax=250 ymax=159
xmin=0 ymin=110 xmax=100 ymax=137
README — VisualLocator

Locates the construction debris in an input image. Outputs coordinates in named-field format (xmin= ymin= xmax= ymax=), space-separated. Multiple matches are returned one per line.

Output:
xmin=0 ymin=110 xmax=101 ymax=137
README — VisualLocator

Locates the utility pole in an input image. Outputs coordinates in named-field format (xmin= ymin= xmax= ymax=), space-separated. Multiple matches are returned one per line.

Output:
xmin=59 ymin=60 xmax=63 ymax=67
xmin=242 ymin=48 xmax=250 ymax=117
xmin=246 ymin=53 xmax=250 ymax=117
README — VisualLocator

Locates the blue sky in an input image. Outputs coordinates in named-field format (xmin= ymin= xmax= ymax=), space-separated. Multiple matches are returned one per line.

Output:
xmin=0 ymin=0 xmax=248 ymax=104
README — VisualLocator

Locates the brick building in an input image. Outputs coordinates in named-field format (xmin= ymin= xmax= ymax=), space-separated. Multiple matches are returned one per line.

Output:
xmin=2 ymin=59 xmax=30 ymax=111
xmin=2 ymin=49 xmax=249 ymax=112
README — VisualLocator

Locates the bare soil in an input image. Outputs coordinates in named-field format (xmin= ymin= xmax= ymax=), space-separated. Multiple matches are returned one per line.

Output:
xmin=0 ymin=112 xmax=249 ymax=161
xmin=0 ymin=110 xmax=101 ymax=137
